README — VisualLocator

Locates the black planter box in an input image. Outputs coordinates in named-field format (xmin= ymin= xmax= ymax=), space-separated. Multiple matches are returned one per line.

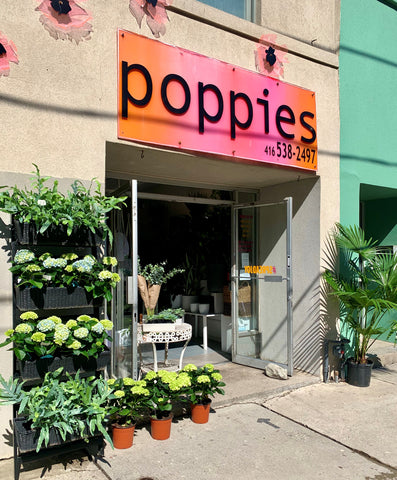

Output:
xmin=14 ymin=286 xmax=100 ymax=311
xmin=16 ymin=350 xmax=111 ymax=381
xmin=347 ymin=358 xmax=373 ymax=387
xmin=14 ymin=417 xmax=102 ymax=454
xmin=13 ymin=220 xmax=103 ymax=247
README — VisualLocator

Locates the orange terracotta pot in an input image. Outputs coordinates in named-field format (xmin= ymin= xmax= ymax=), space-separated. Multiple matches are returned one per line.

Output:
xmin=191 ymin=400 xmax=212 ymax=424
xmin=150 ymin=414 xmax=173 ymax=440
xmin=112 ymin=424 xmax=135 ymax=449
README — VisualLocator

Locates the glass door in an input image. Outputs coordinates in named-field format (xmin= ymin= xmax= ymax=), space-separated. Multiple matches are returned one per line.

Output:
xmin=111 ymin=180 xmax=139 ymax=379
xmin=231 ymin=197 xmax=293 ymax=375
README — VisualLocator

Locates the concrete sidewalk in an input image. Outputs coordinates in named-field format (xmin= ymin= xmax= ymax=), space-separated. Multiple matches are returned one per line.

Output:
xmin=2 ymin=355 xmax=397 ymax=479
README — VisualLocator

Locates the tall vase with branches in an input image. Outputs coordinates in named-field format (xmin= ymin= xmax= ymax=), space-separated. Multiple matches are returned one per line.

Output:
xmin=323 ymin=224 xmax=397 ymax=366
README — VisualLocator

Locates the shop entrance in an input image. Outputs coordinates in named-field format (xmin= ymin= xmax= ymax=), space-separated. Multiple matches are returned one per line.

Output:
xmin=106 ymin=178 xmax=293 ymax=379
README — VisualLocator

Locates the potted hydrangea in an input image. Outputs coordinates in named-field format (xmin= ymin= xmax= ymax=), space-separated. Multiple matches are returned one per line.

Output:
xmin=106 ymin=377 xmax=151 ymax=449
xmin=0 ymin=311 xmax=113 ymax=380
xmin=143 ymin=369 xmax=191 ymax=440
xmin=11 ymin=249 xmax=120 ymax=309
xmin=181 ymin=363 xmax=225 ymax=423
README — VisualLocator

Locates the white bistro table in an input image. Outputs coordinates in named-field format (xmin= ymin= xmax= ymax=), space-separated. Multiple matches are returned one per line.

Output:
xmin=137 ymin=322 xmax=192 ymax=373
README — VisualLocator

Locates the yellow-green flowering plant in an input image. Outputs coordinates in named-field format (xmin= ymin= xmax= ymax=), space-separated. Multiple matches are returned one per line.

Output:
xmin=143 ymin=370 xmax=191 ymax=419
xmin=181 ymin=363 xmax=225 ymax=405
xmin=10 ymin=250 xmax=121 ymax=302
xmin=0 ymin=312 xmax=113 ymax=361
xmin=106 ymin=377 xmax=151 ymax=426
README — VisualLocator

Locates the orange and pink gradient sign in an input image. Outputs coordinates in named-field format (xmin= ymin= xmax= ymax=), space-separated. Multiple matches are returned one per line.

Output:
xmin=118 ymin=30 xmax=318 ymax=171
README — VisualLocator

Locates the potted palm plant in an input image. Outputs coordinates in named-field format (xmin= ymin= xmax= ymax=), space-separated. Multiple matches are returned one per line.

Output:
xmin=323 ymin=224 xmax=397 ymax=387
xmin=106 ymin=377 xmax=151 ymax=449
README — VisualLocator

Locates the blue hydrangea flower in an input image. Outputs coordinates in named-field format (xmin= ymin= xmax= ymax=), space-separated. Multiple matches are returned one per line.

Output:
xmin=37 ymin=319 xmax=56 ymax=332
xmin=14 ymin=250 xmax=35 ymax=264
xmin=72 ymin=259 xmax=93 ymax=273
xmin=43 ymin=257 xmax=68 ymax=269
xmin=91 ymin=322 xmax=104 ymax=334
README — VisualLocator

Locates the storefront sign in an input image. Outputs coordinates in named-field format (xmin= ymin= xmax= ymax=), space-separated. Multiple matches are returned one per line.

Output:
xmin=118 ymin=30 xmax=318 ymax=171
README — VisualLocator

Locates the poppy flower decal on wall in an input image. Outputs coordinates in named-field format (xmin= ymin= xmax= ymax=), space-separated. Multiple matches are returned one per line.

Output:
xmin=0 ymin=33 xmax=19 ymax=77
xmin=35 ymin=0 xmax=93 ymax=44
xmin=129 ymin=0 xmax=172 ymax=38
xmin=255 ymin=34 xmax=288 ymax=79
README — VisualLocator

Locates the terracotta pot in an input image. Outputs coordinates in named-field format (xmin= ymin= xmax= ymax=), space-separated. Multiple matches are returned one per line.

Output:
xmin=191 ymin=400 xmax=212 ymax=424
xmin=112 ymin=424 xmax=135 ymax=449
xmin=150 ymin=414 xmax=173 ymax=440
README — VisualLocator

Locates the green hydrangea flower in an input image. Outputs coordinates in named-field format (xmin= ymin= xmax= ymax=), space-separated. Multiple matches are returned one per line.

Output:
xmin=212 ymin=372 xmax=223 ymax=381
xmin=5 ymin=329 xmax=14 ymax=336
xmin=26 ymin=264 xmax=41 ymax=272
xmin=114 ymin=390 xmax=125 ymax=398
xmin=123 ymin=377 xmax=134 ymax=386
xmin=54 ymin=324 xmax=70 ymax=345
xmin=107 ymin=379 xmax=116 ymax=385
xmin=61 ymin=252 xmax=79 ymax=261
xmin=100 ymin=319 xmax=113 ymax=330
xmin=66 ymin=320 xmax=78 ymax=328
xmin=177 ymin=373 xmax=191 ymax=387
xmin=197 ymin=375 xmax=211 ymax=384
xmin=39 ymin=252 xmax=51 ymax=262
xmin=67 ymin=340 xmax=82 ymax=350
xmin=37 ymin=319 xmax=56 ymax=332
xmin=183 ymin=364 xmax=197 ymax=372
xmin=131 ymin=385 xmax=150 ymax=396
xmin=96 ymin=341 xmax=103 ymax=347
xmin=145 ymin=371 xmax=157 ymax=381
xmin=31 ymin=332 xmax=46 ymax=342
xmin=77 ymin=315 xmax=91 ymax=322
xmin=47 ymin=316 xmax=62 ymax=325
xmin=15 ymin=323 xmax=33 ymax=334
xmin=20 ymin=311 xmax=38 ymax=321
xmin=103 ymin=256 xmax=118 ymax=267
xmin=134 ymin=380 xmax=147 ymax=387
xmin=204 ymin=363 xmax=215 ymax=372
xmin=74 ymin=327 xmax=89 ymax=339
xmin=98 ymin=270 xmax=113 ymax=281
xmin=64 ymin=265 xmax=73 ymax=273
xmin=112 ymin=273 xmax=121 ymax=283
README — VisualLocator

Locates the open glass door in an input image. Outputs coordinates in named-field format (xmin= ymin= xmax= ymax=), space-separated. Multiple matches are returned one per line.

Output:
xmin=231 ymin=197 xmax=293 ymax=375
xmin=111 ymin=179 xmax=139 ymax=379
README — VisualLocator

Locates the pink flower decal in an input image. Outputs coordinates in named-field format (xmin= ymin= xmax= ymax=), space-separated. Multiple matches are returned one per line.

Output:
xmin=129 ymin=0 xmax=172 ymax=38
xmin=0 ymin=33 xmax=18 ymax=77
xmin=35 ymin=0 xmax=93 ymax=44
xmin=255 ymin=34 xmax=288 ymax=79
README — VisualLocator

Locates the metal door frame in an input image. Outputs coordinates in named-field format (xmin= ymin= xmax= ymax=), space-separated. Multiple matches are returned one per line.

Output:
xmin=231 ymin=197 xmax=293 ymax=375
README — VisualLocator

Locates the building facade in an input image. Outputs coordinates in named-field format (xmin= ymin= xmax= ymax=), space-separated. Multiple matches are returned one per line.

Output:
xmin=339 ymin=0 xmax=397 ymax=337
xmin=0 ymin=0 xmax=340 ymax=458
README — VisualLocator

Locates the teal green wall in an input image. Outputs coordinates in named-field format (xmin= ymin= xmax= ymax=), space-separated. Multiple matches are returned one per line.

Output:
xmin=340 ymin=0 xmax=397 ymax=226
xmin=340 ymin=0 xmax=397 ymax=342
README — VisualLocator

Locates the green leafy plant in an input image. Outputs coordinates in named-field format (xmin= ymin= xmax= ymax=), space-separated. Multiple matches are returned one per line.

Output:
xmin=180 ymin=363 xmax=225 ymax=405
xmin=10 ymin=250 xmax=120 ymax=302
xmin=143 ymin=370 xmax=191 ymax=418
xmin=323 ymin=224 xmax=397 ymax=364
xmin=0 ymin=369 xmax=113 ymax=452
xmin=146 ymin=308 xmax=185 ymax=323
xmin=0 ymin=311 xmax=113 ymax=361
xmin=106 ymin=377 xmax=151 ymax=426
xmin=0 ymin=164 xmax=126 ymax=244
xmin=138 ymin=260 xmax=184 ymax=316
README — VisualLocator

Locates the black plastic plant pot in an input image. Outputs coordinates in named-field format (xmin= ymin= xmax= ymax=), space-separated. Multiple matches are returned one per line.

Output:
xmin=346 ymin=358 xmax=373 ymax=387
xmin=14 ymin=286 xmax=100 ymax=311
xmin=13 ymin=219 xmax=103 ymax=246
xmin=16 ymin=350 xmax=111 ymax=382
